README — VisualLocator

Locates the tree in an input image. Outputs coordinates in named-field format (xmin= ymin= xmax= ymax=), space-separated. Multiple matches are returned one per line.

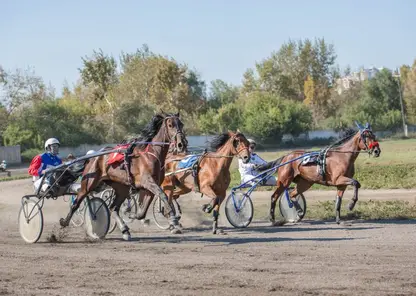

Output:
xmin=404 ymin=60 xmax=416 ymax=124
xmin=79 ymin=49 xmax=118 ymax=140
xmin=328 ymin=70 xmax=402 ymax=130
xmin=243 ymin=38 xmax=338 ymax=126
xmin=243 ymin=92 xmax=312 ymax=142
xmin=0 ymin=66 xmax=54 ymax=114
xmin=207 ymin=79 xmax=239 ymax=109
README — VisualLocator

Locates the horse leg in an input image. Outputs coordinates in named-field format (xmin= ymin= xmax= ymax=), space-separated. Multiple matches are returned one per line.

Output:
xmin=334 ymin=187 xmax=346 ymax=224
xmin=109 ymin=183 xmax=132 ymax=241
xmin=290 ymin=178 xmax=313 ymax=222
xmin=60 ymin=172 xmax=100 ymax=227
xmin=212 ymin=196 xmax=226 ymax=235
xmin=139 ymin=176 xmax=180 ymax=234
xmin=269 ymin=185 xmax=286 ymax=226
xmin=335 ymin=176 xmax=361 ymax=222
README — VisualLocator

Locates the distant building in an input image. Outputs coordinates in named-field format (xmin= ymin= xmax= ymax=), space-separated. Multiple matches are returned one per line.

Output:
xmin=335 ymin=66 xmax=391 ymax=94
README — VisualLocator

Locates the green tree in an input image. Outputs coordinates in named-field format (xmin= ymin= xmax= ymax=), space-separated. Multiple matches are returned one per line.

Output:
xmin=208 ymin=79 xmax=239 ymax=109
xmin=79 ymin=49 xmax=118 ymax=140
xmin=243 ymin=38 xmax=338 ymax=126
xmin=404 ymin=60 xmax=416 ymax=124
xmin=329 ymin=70 xmax=402 ymax=130
xmin=243 ymin=92 xmax=312 ymax=142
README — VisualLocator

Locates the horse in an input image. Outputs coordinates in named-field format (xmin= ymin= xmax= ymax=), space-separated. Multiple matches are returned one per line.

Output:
xmin=160 ymin=130 xmax=251 ymax=234
xmin=256 ymin=122 xmax=381 ymax=225
xmin=59 ymin=111 xmax=188 ymax=240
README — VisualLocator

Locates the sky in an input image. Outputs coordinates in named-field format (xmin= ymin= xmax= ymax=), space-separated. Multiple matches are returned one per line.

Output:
xmin=1 ymin=0 xmax=415 ymax=96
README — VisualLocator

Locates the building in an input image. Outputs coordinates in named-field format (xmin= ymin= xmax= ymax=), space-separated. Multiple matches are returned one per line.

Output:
xmin=335 ymin=66 xmax=391 ymax=94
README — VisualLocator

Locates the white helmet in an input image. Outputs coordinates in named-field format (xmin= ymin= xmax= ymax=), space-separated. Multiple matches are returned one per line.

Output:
xmin=247 ymin=138 xmax=256 ymax=145
xmin=44 ymin=138 xmax=60 ymax=155
xmin=44 ymin=138 xmax=60 ymax=149
xmin=86 ymin=150 xmax=96 ymax=155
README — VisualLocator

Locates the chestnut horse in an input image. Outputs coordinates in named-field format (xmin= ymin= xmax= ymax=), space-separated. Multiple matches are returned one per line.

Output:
xmin=256 ymin=122 xmax=381 ymax=225
xmin=161 ymin=131 xmax=251 ymax=234
xmin=59 ymin=112 xmax=187 ymax=240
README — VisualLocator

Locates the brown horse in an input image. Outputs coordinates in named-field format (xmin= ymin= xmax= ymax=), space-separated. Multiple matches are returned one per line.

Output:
xmin=256 ymin=122 xmax=381 ymax=225
xmin=161 ymin=131 xmax=251 ymax=234
xmin=59 ymin=111 xmax=188 ymax=240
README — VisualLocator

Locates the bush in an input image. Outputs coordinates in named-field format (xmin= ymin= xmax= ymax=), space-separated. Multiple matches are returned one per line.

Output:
xmin=21 ymin=148 xmax=43 ymax=163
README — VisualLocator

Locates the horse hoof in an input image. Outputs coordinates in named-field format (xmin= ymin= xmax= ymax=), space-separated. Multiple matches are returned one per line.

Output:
xmin=122 ymin=232 xmax=131 ymax=241
xmin=216 ymin=229 xmax=225 ymax=235
xmin=170 ymin=228 xmax=182 ymax=234
xmin=59 ymin=218 xmax=68 ymax=227
xmin=336 ymin=219 xmax=341 ymax=225
xmin=273 ymin=220 xmax=286 ymax=226
xmin=348 ymin=203 xmax=355 ymax=211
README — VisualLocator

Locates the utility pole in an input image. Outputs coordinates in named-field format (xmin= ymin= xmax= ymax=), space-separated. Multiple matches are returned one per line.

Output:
xmin=392 ymin=68 xmax=408 ymax=137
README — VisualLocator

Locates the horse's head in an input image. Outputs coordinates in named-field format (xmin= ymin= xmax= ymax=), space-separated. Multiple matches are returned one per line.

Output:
xmin=355 ymin=122 xmax=381 ymax=157
xmin=228 ymin=129 xmax=251 ymax=164
xmin=161 ymin=110 xmax=187 ymax=153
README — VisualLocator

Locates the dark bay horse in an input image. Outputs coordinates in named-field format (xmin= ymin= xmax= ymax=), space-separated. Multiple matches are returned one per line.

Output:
xmin=256 ymin=122 xmax=381 ymax=225
xmin=59 ymin=111 xmax=187 ymax=240
xmin=161 ymin=131 xmax=251 ymax=234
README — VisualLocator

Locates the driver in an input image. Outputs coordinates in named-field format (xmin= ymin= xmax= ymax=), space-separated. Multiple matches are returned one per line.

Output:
xmin=28 ymin=138 xmax=62 ymax=194
xmin=238 ymin=139 xmax=277 ymax=186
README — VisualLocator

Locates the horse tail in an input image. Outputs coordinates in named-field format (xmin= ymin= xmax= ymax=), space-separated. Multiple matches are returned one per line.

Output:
xmin=256 ymin=156 xmax=285 ymax=172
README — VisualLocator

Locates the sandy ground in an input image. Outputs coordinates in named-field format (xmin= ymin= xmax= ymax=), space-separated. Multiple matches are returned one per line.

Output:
xmin=1 ymin=179 xmax=416 ymax=296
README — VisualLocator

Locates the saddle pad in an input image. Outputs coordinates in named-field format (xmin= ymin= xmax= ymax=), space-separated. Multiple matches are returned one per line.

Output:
xmin=177 ymin=155 xmax=198 ymax=169
xmin=107 ymin=144 xmax=130 ymax=165
xmin=301 ymin=154 xmax=319 ymax=166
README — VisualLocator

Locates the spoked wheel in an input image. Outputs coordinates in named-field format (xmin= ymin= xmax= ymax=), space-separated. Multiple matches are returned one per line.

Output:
xmin=84 ymin=197 xmax=110 ymax=240
xmin=18 ymin=198 xmax=44 ymax=243
xmin=278 ymin=188 xmax=307 ymax=223
xmin=69 ymin=197 xmax=86 ymax=227
xmin=100 ymin=188 xmax=117 ymax=234
xmin=152 ymin=197 xmax=181 ymax=230
xmin=225 ymin=191 xmax=254 ymax=228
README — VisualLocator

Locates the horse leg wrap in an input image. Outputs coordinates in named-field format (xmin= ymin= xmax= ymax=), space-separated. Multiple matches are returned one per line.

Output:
xmin=291 ymin=199 xmax=304 ymax=216
xmin=348 ymin=180 xmax=360 ymax=211
xmin=121 ymin=225 xmax=130 ymax=234
xmin=269 ymin=198 xmax=276 ymax=223
xmin=335 ymin=196 xmax=342 ymax=224
xmin=212 ymin=209 xmax=219 ymax=234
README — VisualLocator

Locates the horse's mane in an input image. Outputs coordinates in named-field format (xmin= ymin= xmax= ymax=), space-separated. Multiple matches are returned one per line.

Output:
xmin=330 ymin=127 xmax=358 ymax=148
xmin=208 ymin=133 xmax=231 ymax=151
xmin=120 ymin=112 xmax=176 ymax=149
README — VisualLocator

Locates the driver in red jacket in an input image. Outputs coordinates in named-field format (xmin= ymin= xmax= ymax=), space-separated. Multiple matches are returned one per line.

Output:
xmin=28 ymin=138 xmax=62 ymax=194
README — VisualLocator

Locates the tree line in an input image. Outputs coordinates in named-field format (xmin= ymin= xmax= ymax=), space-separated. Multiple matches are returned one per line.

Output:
xmin=1 ymin=38 xmax=415 ymax=153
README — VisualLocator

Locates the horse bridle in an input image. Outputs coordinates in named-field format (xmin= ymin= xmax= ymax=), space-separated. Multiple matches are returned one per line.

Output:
xmin=232 ymin=134 xmax=250 ymax=159
xmin=163 ymin=116 xmax=186 ymax=150
xmin=359 ymin=129 xmax=379 ymax=154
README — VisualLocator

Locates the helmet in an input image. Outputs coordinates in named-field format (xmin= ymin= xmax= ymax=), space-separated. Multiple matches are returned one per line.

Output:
xmin=86 ymin=150 xmax=95 ymax=155
xmin=44 ymin=138 xmax=60 ymax=149
xmin=247 ymin=139 xmax=256 ymax=145
xmin=44 ymin=138 xmax=60 ymax=155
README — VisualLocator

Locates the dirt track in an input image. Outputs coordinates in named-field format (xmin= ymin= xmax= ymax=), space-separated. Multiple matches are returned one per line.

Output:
xmin=1 ymin=179 xmax=416 ymax=296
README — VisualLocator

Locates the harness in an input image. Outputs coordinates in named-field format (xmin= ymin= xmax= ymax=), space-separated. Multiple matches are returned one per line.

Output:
xmin=122 ymin=117 xmax=184 ymax=195
xmin=169 ymin=135 xmax=250 ymax=194
xmin=314 ymin=127 xmax=379 ymax=182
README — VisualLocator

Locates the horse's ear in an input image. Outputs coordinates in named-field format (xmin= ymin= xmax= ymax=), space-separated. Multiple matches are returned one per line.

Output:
xmin=175 ymin=112 xmax=180 ymax=118
xmin=236 ymin=128 xmax=241 ymax=134
xmin=227 ymin=130 xmax=234 ymax=136
xmin=354 ymin=121 xmax=364 ymax=131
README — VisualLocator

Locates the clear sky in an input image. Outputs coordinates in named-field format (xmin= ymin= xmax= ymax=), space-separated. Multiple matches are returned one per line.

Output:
xmin=1 ymin=0 xmax=415 ymax=96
